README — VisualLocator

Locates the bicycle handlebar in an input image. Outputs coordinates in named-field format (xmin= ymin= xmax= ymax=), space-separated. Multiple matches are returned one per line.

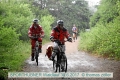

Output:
xmin=30 ymin=35 xmax=44 ymax=40
xmin=51 ymin=37 xmax=72 ymax=43
xmin=52 ymin=39 xmax=68 ymax=43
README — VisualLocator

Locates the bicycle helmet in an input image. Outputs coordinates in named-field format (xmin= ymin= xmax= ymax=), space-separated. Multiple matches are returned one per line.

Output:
xmin=33 ymin=19 xmax=39 ymax=24
xmin=57 ymin=20 xmax=64 ymax=25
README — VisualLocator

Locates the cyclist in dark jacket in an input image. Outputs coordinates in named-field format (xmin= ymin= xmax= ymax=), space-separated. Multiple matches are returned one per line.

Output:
xmin=49 ymin=20 xmax=72 ymax=60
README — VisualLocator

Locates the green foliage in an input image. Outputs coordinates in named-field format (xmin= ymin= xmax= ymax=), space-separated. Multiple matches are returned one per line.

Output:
xmin=31 ymin=0 xmax=90 ymax=32
xmin=0 ymin=42 xmax=30 ymax=79
xmin=79 ymin=21 xmax=120 ymax=59
xmin=79 ymin=0 xmax=120 ymax=60
xmin=0 ymin=27 xmax=20 ymax=52
xmin=90 ymin=0 xmax=119 ymax=27
xmin=0 ymin=0 xmax=35 ymax=40
xmin=40 ymin=15 xmax=55 ymax=40
xmin=0 ymin=0 xmax=55 ymax=79
xmin=0 ymin=70 xmax=7 ymax=80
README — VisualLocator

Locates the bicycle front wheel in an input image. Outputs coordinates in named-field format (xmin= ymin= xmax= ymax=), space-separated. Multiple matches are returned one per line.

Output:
xmin=53 ymin=54 xmax=60 ymax=72
xmin=35 ymin=52 xmax=39 ymax=66
xmin=53 ymin=58 xmax=57 ymax=72
xmin=61 ymin=55 xmax=67 ymax=72
xmin=64 ymin=58 xmax=67 ymax=72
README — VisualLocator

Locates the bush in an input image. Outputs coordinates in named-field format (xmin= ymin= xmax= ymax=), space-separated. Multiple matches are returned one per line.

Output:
xmin=0 ymin=27 xmax=20 ymax=52
xmin=40 ymin=15 xmax=55 ymax=40
xmin=79 ymin=21 xmax=120 ymax=60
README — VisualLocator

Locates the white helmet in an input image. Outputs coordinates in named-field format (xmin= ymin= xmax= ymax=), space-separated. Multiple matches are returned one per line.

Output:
xmin=57 ymin=20 xmax=64 ymax=25
xmin=33 ymin=19 xmax=39 ymax=24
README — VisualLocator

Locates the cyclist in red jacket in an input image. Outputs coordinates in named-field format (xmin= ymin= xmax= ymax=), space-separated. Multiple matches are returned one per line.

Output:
xmin=49 ymin=20 xmax=72 ymax=60
xmin=28 ymin=19 xmax=44 ymax=61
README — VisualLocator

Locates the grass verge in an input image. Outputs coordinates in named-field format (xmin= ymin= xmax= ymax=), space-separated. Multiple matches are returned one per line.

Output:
xmin=0 ymin=39 xmax=49 ymax=80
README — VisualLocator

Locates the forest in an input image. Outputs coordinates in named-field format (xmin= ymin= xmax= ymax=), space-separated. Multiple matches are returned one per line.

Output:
xmin=0 ymin=0 xmax=120 ymax=79
xmin=79 ymin=0 xmax=120 ymax=60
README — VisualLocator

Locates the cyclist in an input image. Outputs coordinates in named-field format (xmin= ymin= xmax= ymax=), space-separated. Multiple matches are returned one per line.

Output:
xmin=72 ymin=24 xmax=77 ymax=41
xmin=49 ymin=20 xmax=72 ymax=61
xmin=28 ymin=19 xmax=44 ymax=61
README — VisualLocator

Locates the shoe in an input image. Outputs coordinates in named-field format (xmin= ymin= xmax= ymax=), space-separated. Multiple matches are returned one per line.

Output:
xmin=31 ymin=56 xmax=34 ymax=61
xmin=61 ymin=67 xmax=64 ymax=72
xmin=39 ymin=49 xmax=42 ymax=53
xmin=49 ymin=56 xmax=54 ymax=61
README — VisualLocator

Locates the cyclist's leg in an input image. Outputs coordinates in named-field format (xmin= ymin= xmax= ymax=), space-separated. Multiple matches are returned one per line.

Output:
xmin=61 ymin=45 xmax=65 ymax=52
xmin=72 ymin=33 xmax=74 ymax=40
xmin=38 ymin=38 xmax=42 ymax=53
xmin=31 ymin=40 xmax=36 ymax=61
xmin=75 ymin=32 xmax=76 ymax=40
xmin=61 ymin=45 xmax=66 ymax=59
xmin=76 ymin=32 xmax=77 ymax=40
xmin=50 ymin=50 xmax=56 ymax=61
xmin=50 ymin=45 xmax=58 ymax=61
xmin=73 ymin=33 xmax=75 ymax=42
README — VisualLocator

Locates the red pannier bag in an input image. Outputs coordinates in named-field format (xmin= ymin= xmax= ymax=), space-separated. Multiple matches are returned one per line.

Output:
xmin=46 ymin=45 xmax=53 ymax=59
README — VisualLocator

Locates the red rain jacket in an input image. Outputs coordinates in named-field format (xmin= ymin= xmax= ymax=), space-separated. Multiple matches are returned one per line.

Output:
xmin=50 ymin=26 xmax=70 ymax=44
xmin=28 ymin=24 xmax=44 ymax=37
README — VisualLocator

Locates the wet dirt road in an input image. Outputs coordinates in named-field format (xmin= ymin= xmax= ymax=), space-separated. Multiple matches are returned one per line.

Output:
xmin=9 ymin=38 xmax=120 ymax=80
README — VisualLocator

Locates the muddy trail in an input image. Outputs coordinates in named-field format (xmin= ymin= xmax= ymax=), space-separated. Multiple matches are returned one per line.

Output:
xmin=9 ymin=38 xmax=120 ymax=80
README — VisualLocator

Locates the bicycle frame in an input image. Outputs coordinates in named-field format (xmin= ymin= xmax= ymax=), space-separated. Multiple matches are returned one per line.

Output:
xmin=34 ymin=40 xmax=39 ymax=66
xmin=31 ymin=34 xmax=44 ymax=66
xmin=35 ymin=40 xmax=39 ymax=56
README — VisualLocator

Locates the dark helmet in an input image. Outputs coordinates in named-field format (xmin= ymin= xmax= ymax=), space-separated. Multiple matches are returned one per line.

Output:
xmin=33 ymin=19 xmax=39 ymax=24
xmin=57 ymin=20 xmax=63 ymax=25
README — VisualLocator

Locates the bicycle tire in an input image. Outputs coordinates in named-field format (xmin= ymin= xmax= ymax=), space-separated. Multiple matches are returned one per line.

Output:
xmin=53 ymin=56 xmax=57 ymax=72
xmin=53 ymin=53 xmax=62 ymax=72
xmin=59 ymin=64 xmax=61 ymax=72
xmin=35 ymin=52 xmax=39 ymax=66
xmin=64 ymin=58 xmax=67 ymax=72
xmin=61 ymin=55 xmax=67 ymax=72
xmin=53 ymin=60 xmax=57 ymax=72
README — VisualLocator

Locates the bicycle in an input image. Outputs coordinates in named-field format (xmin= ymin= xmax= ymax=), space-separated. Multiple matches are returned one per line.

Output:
xmin=32 ymin=35 xmax=43 ymax=66
xmin=34 ymin=39 xmax=39 ymax=66
xmin=72 ymin=32 xmax=77 ymax=42
xmin=52 ymin=40 xmax=68 ymax=72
